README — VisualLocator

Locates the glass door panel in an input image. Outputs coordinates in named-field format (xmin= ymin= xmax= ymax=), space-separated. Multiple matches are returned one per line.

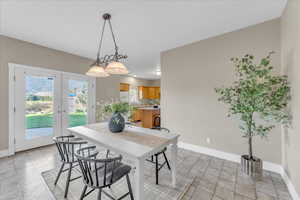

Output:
xmin=25 ymin=75 xmax=55 ymax=139
xmin=62 ymin=74 xmax=95 ymax=135
xmin=67 ymin=79 xmax=88 ymax=127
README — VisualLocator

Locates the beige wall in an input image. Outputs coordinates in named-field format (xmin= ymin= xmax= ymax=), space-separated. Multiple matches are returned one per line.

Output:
xmin=161 ymin=19 xmax=282 ymax=164
xmin=281 ymin=0 xmax=300 ymax=195
xmin=0 ymin=35 xmax=120 ymax=151
xmin=119 ymin=76 xmax=160 ymax=87
xmin=148 ymin=79 xmax=160 ymax=87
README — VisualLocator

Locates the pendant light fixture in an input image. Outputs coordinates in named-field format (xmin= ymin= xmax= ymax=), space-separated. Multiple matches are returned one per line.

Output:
xmin=86 ymin=13 xmax=128 ymax=77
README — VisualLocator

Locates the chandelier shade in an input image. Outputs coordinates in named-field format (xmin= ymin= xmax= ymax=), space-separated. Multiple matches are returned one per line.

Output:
xmin=86 ymin=63 xmax=109 ymax=77
xmin=86 ymin=13 xmax=128 ymax=77
xmin=105 ymin=62 xmax=129 ymax=75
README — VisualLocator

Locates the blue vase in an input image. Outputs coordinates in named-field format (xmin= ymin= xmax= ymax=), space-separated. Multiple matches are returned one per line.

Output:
xmin=109 ymin=112 xmax=125 ymax=133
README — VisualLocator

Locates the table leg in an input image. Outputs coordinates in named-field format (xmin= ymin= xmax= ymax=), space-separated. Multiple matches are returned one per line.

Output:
xmin=171 ymin=140 xmax=178 ymax=187
xmin=134 ymin=158 xmax=145 ymax=199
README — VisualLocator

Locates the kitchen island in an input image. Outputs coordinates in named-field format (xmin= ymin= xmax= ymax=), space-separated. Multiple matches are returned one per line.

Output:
xmin=133 ymin=107 xmax=160 ymax=128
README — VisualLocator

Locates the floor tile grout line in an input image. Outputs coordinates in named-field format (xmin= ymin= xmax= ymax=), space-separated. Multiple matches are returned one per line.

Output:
xmin=210 ymin=158 xmax=225 ymax=200
xmin=270 ymin=173 xmax=283 ymax=200
xmin=189 ymin=153 xmax=212 ymax=199
xmin=233 ymin=161 xmax=239 ymax=199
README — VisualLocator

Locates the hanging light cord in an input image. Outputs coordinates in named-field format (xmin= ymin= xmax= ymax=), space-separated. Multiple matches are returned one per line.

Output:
xmin=96 ymin=19 xmax=107 ymax=61
xmin=108 ymin=18 xmax=119 ymax=54
xmin=95 ymin=13 xmax=123 ymax=64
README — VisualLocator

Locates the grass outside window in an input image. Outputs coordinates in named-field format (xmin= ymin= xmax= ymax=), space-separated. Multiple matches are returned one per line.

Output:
xmin=26 ymin=112 xmax=87 ymax=129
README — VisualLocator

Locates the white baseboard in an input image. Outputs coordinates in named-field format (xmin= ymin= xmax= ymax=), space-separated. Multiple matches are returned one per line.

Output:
xmin=281 ymin=169 xmax=300 ymax=200
xmin=178 ymin=141 xmax=241 ymax=162
xmin=264 ymin=161 xmax=284 ymax=174
xmin=178 ymin=141 xmax=299 ymax=200
xmin=0 ymin=149 xmax=10 ymax=158
xmin=178 ymin=141 xmax=281 ymax=173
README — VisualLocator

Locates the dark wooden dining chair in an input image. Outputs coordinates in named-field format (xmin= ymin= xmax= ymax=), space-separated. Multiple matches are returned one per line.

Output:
xmin=75 ymin=146 xmax=134 ymax=200
xmin=53 ymin=135 xmax=91 ymax=198
xmin=147 ymin=127 xmax=171 ymax=185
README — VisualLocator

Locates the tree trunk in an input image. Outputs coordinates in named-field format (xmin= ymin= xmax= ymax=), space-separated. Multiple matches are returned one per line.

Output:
xmin=248 ymin=136 xmax=253 ymax=160
xmin=248 ymin=114 xmax=254 ymax=160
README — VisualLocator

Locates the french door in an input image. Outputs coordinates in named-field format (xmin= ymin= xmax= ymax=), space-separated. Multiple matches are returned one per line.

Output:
xmin=61 ymin=74 xmax=95 ymax=135
xmin=14 ymin=67 xmax=61 ymax=152
xmin=13 ymin=65 xmax=95 ymax=152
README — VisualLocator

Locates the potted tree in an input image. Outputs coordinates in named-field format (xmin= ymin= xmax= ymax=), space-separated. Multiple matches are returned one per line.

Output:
xmin=215 ymin=52 xmax=291 ymax=176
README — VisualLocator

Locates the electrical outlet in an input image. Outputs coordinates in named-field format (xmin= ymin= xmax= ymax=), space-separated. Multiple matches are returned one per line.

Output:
xmin=206 ymin=137 xmax=211 ymax=144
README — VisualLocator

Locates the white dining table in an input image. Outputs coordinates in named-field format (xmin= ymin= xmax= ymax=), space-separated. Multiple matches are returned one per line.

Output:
xmin=67 ymin=123 xmax=180 ymax=200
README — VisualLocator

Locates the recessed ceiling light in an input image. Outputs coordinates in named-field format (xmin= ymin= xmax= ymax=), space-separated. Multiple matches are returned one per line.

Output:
xmin=133 ymin=74 xmax=137 ymax=77
xmin=156 ymin=71 xmax=161 ymax=76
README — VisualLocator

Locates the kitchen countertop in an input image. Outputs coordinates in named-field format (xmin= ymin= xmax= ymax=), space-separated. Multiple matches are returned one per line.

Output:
xmin=138 ymin=107 xmax=160 ymax=110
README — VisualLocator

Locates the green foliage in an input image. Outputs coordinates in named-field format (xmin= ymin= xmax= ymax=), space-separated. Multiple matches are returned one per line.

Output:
xmin=104 ymin=102 xmax=134 ymax=114
xmin=215 ymin=52 xmax=291 ymax=139
xmin=26 ymin=112 xmax=86 ymax=129
xmin=96 ymin=101 xmax=135 ymax=121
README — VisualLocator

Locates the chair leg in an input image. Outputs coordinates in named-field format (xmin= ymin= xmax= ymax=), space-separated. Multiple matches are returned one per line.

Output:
xmin=64 ymin=163 xmax=73 ymax=198
xmin=54 ymin=163 xmax=65 ymax=185
xmin=80 ymin=185 xmax=87 ymax=200
xmin=126 ymin=174 xmax=134 ymax=200
xmin=156 ymin=155 xmax=159 ymax=185
xmin=163 ymin=152 xmax=171 ymax=170
xmin=97 ymin=189 xmax=102 ymax=200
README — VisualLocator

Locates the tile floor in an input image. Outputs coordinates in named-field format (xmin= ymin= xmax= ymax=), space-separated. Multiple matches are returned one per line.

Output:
xmin=0 ymin=145 xmax=292 ymax=200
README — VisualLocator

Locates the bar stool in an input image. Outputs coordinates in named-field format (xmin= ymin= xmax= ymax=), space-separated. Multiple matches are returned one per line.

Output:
xmin=153 ymin=114 xmax=161 ymax=128
xmin=147 ymin=127 xmax=171 ymax=185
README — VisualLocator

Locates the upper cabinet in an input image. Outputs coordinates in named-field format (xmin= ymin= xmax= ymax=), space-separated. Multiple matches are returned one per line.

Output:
xmin=155 ymin=87 xmax=160 ymax=99
xmin=138 ymin=86 xmax=160 ymax=99
xmin=120 ymin=83 xmax=130 ymax=91
xmin=138 ymin=86 xmax=147 ymax=99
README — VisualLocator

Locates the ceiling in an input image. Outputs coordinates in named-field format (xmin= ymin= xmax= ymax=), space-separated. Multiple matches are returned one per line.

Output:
xmin=0 ymin=0 xmax=287 ymax=80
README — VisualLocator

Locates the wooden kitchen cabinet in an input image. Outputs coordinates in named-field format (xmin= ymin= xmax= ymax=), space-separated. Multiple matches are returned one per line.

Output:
xmin=148 ymin=87 xmax=156 ymax=99
xmin=154 ymin=87 xmax=160 ymax=99
xmin=138 ymin=86 xmax=148 ymax=99
xmin=140 ymin=108 xmax=160 ymax=128
xmin=132 ymin=109 xmax=142 ymax=121
xmin=120 ymin=83 xmax=129 ymax=91
xmin=138 ymin=86 xmax=160 ymax=99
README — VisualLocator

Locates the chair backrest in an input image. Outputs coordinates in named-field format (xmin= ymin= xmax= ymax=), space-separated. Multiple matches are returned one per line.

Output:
xmin=53 ymin=135 xmax=87 ymax=163
xmin=75 ymin=146 xmax=123 ymax=188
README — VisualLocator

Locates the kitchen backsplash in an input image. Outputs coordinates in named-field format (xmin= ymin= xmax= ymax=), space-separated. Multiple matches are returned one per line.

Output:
xmin=139 ymin=98 xmax=160 ymax=105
